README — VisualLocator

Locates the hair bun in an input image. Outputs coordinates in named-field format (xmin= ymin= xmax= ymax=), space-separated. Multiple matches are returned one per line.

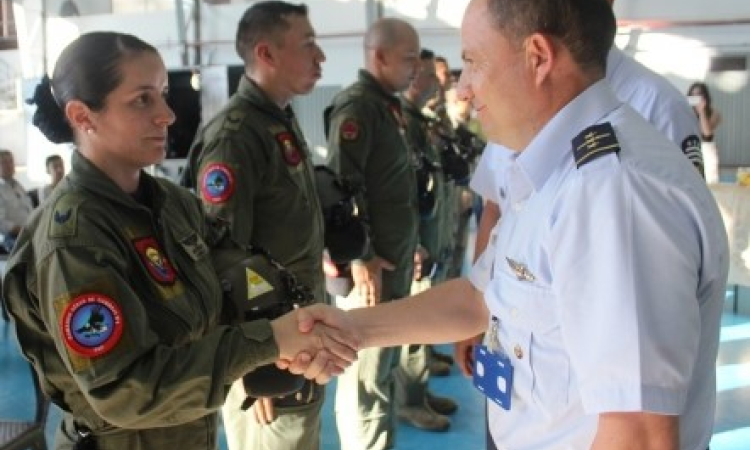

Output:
xmin=27 ymin=75 xmax=74 ymax=144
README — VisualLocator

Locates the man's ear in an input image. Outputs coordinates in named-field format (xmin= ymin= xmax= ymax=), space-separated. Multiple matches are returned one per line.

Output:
xmin=524 ymin=33 xmax=555 ymax=86
xmin=65 ymin=100 xmax=93 ymax=134
xmin=254 ymin=41 xmax=275 ymax=67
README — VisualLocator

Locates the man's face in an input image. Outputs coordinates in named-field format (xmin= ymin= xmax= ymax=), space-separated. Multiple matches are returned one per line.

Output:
xmin=409 ymin=58 xmax=439 ymax=105
xmin=273 ymin=14 xmax=326 ymax=96
xmin=47 ymin=158 xmax=65 ymax=184
xmin=456 ymin=0 xmax=532 ymax=150
xmin=435 ymin=60 xmax=451 ymax=90
xmin=381 ymin=30 xmax=421 ymax=93
xmin=0 ymin=153 xmax=15 ymax=179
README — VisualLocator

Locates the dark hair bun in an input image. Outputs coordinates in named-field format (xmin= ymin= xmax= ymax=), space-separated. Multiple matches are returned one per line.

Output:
xmin=26 ymin=76 xmax=74 ymax=144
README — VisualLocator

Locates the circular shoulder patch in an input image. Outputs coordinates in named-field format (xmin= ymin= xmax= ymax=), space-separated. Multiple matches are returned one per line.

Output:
xmin=61 ymin=293 xmax=124 ymax=358
xmin=340 ymin=119 xmax=360 ymax=141
xmin=201 ymin=163 xmax=236 ymax=204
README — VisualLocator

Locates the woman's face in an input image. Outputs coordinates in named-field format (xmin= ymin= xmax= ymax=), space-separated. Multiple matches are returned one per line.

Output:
xmin=86 ymin=52 xmax=175 ymax=172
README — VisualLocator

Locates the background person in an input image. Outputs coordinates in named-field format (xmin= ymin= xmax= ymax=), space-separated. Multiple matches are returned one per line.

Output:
xmin=0 ymin=149 xmax=33 ymax=253
xmin=30 ymin=154 xmax=66 ymax=207
xmin=324 ymin=17 xmax=420 ymax=450
xmin=396 ymin=47 xmax=457 ymax=433
xmin=182 ymin=2 xmax=330 ymax=450
xmin=689 ymin=81 xmax=723 ymax=183
xmin=3 ymin=31 xmax=354 ymax=450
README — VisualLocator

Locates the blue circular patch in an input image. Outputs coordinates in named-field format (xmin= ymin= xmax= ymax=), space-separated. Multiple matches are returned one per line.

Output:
xmin=201 ymin=163 xmax=235 ymax=204
xmin=61 ymin=294 xmax=124 ymax=357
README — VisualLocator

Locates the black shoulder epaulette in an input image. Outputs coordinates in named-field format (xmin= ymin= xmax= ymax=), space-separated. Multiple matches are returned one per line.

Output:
xmin=572 ymin=122 xmax=620 ymax=168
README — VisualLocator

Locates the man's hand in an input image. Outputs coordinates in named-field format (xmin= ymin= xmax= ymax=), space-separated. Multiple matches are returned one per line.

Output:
xmin=252 ymin=397 xmax=276 ymax=425
xmin=454 ymin=333 xmax=483 ymax=377
xmin=270 ymin=307 xmax=359 ymax=384
xmin=413 ymin=246 xmax=430 ymax=281
xmin=351 ymin=255 xmax=395 ymax=306
xmin=278 ymin=304 xmax=360 ymax=383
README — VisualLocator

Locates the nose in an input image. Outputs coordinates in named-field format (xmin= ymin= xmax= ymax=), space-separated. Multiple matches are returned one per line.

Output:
xmin=157 ymin=97 xmax=176 ymax=127
xmin=454 ymin=70 xmax=472 ymax=103
xmin=316 ymin=44 xmax=326 ymax=63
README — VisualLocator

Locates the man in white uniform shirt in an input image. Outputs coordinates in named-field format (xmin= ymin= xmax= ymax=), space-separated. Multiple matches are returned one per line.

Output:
xmin=456 ymin=0 xmax=705 ymax=399
xmin=292 ymin=0 xmax=729 ymax=448
xmin=0 ymin=150 xmax=33 ymax=253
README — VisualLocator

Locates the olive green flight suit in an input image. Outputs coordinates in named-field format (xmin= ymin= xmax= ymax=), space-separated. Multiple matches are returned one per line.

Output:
xmin=325 ymin=70 xmax=419 ymax=450
xmin=395 ymin=98 xmax=448 ymax=409
xmin=2 ymin=152 xmax=279 ymax=450
xmin=184 ymin=76 xmax=325 ymax=450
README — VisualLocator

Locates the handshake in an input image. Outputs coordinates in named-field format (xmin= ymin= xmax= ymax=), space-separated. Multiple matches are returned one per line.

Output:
xmin=270 ymin=304 xmax=361 ymax=385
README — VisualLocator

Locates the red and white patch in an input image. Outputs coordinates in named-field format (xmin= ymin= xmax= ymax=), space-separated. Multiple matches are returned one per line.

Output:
xmin=133 ymin=237 xmax=177 ymax=285
xmin=340 ymin=119 xmax=360 ymax=141
xmin=276 ymin=132 xmax=302 ymax=166
xmin=61 ymin=293 xmax=124 ymax=358
xmin=200 ymin=163 xmax=236 ymax=204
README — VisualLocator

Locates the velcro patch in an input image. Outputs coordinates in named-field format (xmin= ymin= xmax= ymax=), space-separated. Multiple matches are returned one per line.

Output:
xmin=276 ymin=132 xmax=302 ymax=166
xmin=340 ymin=119 xmax=360 ymax=141
xmin=49 ymin=193 xmax=79 ymax=238
xmin=61 ymin=293 xmax=124 ymax=358
xmin=572 ymin=122 xmax=620 ymax=168
xmin=201 ymin=163 xmax=236 ymax=204
xmin=133 ymin=237 xmax=177 ymax=285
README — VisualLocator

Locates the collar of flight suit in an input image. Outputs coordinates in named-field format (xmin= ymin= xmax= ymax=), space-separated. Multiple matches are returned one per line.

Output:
xmin=67 ymin=151 xmax=167 ymax=213
xmin=356 ymin=69 xmax=402 ymax=109
xmin=236 ymin=75 xmax=298 ymax=125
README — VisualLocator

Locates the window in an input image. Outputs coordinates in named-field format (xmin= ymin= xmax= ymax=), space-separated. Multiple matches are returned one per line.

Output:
xmin=0 ymin=0 xmax=17 ymax=51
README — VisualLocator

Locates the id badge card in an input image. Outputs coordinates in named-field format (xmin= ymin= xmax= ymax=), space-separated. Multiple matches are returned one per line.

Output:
xmin=472 ymin=344 xmax=514 ymax=410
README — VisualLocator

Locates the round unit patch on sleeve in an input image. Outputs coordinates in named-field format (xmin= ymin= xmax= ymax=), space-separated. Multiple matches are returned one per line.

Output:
xmin=340 ymin=118 xmax=360 ymax=141
xmin=200 ymin=163 xmax=236 ymax=204
xmin=61 ymin=293 xmax=124 ymax=358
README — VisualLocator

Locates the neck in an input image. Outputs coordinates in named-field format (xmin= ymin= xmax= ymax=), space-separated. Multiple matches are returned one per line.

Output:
xmin=248 ymin=70 xmax=292 ymax=110
xmin=364 ymin=63 xmax=397 ymax=94
xmin=79 ymin=146 xmax=141 ymax=194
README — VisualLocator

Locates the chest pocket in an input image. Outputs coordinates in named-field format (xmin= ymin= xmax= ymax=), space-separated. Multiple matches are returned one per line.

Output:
xmin=495 ymin=268 xmax=571 ymax=416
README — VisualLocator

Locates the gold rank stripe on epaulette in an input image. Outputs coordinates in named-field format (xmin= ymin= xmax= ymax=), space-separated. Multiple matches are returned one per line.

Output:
xmin=572 ymin=122 xmax=620 ymax=168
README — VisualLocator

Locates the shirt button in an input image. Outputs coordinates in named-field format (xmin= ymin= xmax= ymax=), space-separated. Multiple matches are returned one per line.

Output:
xmin=514 ymin=345 xmax=524 ymax=359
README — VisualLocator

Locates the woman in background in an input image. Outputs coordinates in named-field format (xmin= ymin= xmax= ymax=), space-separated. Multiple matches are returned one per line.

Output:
xmin=688 ymin=81 xmax=723 ymax=183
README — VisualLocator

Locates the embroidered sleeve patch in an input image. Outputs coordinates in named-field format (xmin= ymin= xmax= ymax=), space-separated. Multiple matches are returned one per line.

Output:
xmin=133 ymin=237 xmax=177 ymax=285
xmin=276 ymin=132 xmax=303 ymax=166
xmin=200 ymin=163 xmax=236 ymax=203
xmin=340 ymin=118 xmax=360 ymax=141
xmin=572 ymin=122 xmax=620 ymax=168
xmin=61 ymin=293 xmax=124 ymax=358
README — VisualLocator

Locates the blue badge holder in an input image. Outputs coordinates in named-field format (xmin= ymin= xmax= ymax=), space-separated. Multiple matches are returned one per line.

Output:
xmin=473 ymin=344 xmax=514 ymax=410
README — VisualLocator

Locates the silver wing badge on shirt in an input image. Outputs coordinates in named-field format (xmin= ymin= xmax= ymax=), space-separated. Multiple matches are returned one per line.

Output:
xmin=505 ymin=257 xmax=536 ymax=282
